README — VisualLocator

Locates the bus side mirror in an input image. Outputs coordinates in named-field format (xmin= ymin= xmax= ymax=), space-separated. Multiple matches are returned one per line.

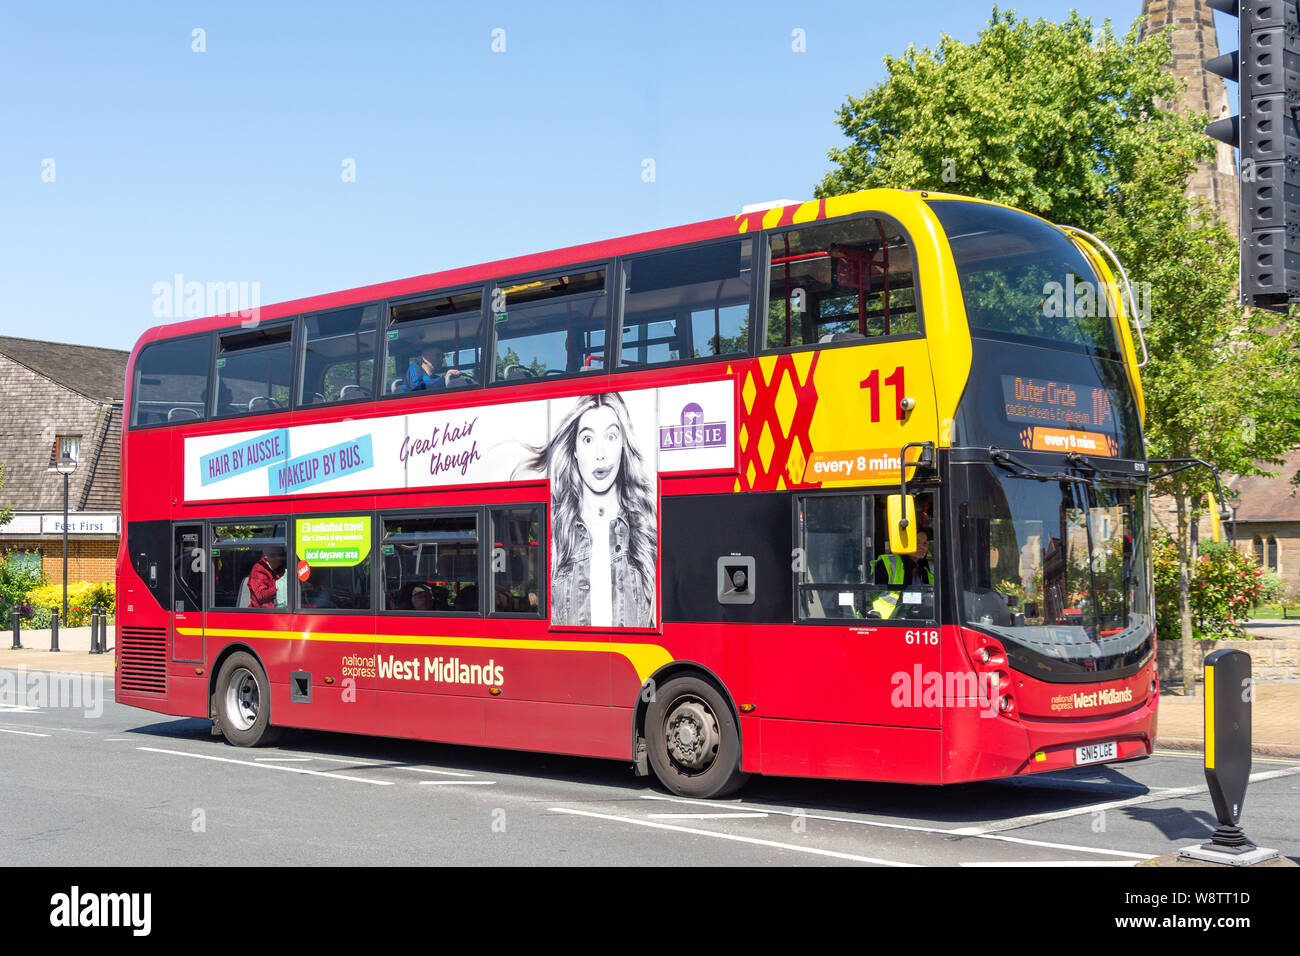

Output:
xmin=887 ymin=494 xmax=917 ymax=555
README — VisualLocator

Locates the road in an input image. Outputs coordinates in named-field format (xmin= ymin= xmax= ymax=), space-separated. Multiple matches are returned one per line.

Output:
xmin=2 ymin=684 xmax=1298 ymax=867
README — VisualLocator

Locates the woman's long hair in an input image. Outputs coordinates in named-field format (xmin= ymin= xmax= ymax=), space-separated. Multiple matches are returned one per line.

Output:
xmin=515 ymin=391 xmax=657 ymax=616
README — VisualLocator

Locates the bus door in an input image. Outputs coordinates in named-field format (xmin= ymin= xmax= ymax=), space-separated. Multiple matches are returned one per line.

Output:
xmin=172 ymin=523 xmax=205 ymax=662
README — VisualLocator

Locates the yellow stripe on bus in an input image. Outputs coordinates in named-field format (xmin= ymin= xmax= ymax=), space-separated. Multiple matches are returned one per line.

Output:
xmin=1204 ymin=664 xmax=1215 ymax=770
xmin=179 ymin=627 xmax=673 ymax=683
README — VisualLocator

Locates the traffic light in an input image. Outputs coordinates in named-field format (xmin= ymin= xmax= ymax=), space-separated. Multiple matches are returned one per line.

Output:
xmin=1206 ymin=0 xmax=1300 ymax=312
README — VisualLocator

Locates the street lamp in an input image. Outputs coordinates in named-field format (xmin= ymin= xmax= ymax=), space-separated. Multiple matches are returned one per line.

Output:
xmin=52 ymin=452 xmax=78 ymax=627
xmin=1226 ymin=491 xmax=1243 ymax=547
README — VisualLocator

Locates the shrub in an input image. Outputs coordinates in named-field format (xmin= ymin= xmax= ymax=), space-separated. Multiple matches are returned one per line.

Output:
xmin=1153 ymin=533 xmax=1264 ymax=640
xmin=1258 ymin=571 xmax=1287 ymax=605
xmin=23 ymin=581 xmax=115 ymax=627
xmin=0 ymin=550 xmax=44 ymax=607
xmin=0 ymin=551 xmax=47 ymax=630
xmin=18 ymin=603 xmax=51 ymax=630
xmin=1189 ymin=544 xmax=1264 ymax=639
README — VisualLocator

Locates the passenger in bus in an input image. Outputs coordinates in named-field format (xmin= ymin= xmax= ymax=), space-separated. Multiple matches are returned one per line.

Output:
xmin=519 ymin=392 xmax=656 ymax=628
xmin=404 ymin=346 xmax=466 ymax=391
xmin=248 ymin=548 xmax=287 ymax=609
xmin=455 ymin=584 xmax=478 ymax=612
xmin=410 ymin=585 xmax=433 ymax=611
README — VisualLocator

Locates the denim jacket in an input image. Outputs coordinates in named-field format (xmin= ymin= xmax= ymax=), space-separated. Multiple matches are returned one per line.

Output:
xmin=551 ymin=515 xmax=653 ymax=627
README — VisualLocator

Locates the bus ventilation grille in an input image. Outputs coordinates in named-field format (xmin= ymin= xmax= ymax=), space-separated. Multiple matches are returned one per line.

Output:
xmin=119 ymin=627 xmax=167 ymax=694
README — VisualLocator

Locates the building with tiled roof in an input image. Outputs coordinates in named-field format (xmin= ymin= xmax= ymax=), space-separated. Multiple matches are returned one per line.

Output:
xmin=0 ymin=336 xmax=127 ymax=585
xmin=1223 ymin=452 xmax=1300 ymax=593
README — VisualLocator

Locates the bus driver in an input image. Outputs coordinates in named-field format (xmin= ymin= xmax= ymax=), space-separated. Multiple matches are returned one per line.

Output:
xmin=872 ymin=529 xmax=934 ymax=620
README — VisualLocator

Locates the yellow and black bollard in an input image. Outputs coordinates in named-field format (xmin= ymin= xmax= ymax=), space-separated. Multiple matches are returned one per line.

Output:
xmin=1180 ymin=649 xmax=1280 ymax=865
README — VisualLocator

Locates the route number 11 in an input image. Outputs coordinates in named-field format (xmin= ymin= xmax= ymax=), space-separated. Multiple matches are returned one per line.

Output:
xmin=861 ymin=366 xmax=906 ymax=421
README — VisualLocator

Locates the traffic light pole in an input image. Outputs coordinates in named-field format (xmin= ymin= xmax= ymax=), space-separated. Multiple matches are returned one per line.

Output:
xmin=1206 ymin=0 xmax=1300 ymax=312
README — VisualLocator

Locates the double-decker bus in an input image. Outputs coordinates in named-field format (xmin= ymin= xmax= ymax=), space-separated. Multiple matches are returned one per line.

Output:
xmin=117 ymin=189 xmax=1156 ymax=798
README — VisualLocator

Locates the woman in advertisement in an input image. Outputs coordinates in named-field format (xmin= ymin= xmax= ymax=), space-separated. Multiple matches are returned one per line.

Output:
xmin=518 ymin=391 xmax=656 ymax=628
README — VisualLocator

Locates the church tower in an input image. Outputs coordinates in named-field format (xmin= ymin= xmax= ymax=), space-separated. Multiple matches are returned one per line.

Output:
xmin=1141 ymin=0 xmax=1240 ymax=234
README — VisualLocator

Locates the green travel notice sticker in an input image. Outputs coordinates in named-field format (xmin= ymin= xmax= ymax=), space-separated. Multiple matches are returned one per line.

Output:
xmin=296 ymin=516 xmax=371 ymax=567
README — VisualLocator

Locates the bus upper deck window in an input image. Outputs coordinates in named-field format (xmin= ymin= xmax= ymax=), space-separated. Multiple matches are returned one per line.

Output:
xmin=215 ymin=324 xmax=294 ymax=416
xmin=300 ymin=304 xmax=379 ymax=406
xmin=490 ymin=270 xmax=607 ymax=381
xmin=620 ymin=240 xmax=752 ymax=368
xmin=385 ymin=290 xmax=484 ymax=395
xmin=131 ymin=336 xmax=212 ymax=426
xmin=765 ymin=217 xmax=919 ymax=350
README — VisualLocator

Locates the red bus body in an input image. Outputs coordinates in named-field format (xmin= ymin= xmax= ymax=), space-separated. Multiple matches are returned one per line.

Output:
xmin=116 ymin=190 xmax=1157 ymax=787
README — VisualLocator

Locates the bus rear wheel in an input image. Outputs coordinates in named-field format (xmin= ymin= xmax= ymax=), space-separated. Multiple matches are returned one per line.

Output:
xmin=646 ymin=676 xmax=748 ymax=798
xmin=213 ymin=652 xmax=280 ymax=747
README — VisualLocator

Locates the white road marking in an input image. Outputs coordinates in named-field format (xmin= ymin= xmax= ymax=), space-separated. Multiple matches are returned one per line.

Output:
xmin=1154 ymin=749 xmax=1300 ymax=766
xmin=419 ymin=780 xmax=495 ymax=786
xmin=0 ymin=705 xmax=38 ymax=713
xmin=0 ymin=727 xmax=49 ymax=737
xmin=164 ymin=743 xmax=480 ymax=778
xmin=952 ymin=766 xmax=1300 ymax=835
xmin=960 ymin=860 xmax=1138 ymax=867
xmin=960 ymin=832 xmax=1153 ymax=859
xmin=265 ymin=751 xmax=474 ymax=775
xmin=103 ymin=738 xmax=131 ymax=741
xmin=639 ymin=794 xmax=1153 ymax=859
xmin=1 ymin=720 xmax=93 ymax=734
xmin=550 ymin=807 xmax=917 ymax=866
xmin=401 ymin=767 xmax=476 ymax=777
xmin=646 ymin=812 xmax=770 ymax=820
xmin=272 ymin=752 xmax=385 ymax=766
xmin=138 ymin=747 xmax=394 ymax=785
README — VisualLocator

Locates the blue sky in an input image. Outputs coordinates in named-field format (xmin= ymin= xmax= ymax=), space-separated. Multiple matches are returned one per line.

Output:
xmin=0 ymin=1 xmax=1226 ymax=352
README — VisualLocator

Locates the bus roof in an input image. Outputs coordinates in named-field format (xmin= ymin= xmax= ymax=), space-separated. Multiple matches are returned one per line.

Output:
xmin=132 ymin=188 xmax=966 ymax=351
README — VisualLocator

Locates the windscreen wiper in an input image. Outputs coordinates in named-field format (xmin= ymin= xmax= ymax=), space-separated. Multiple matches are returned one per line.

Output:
xmin=989 ymin=447 xmax=1089 ymax=484
xmin=1065 ymin=452 xmax=1146 ymax=488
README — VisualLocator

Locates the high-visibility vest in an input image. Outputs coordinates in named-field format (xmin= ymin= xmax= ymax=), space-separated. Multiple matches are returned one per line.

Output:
xmin=871 ymin=553 xmax=933 ymax=619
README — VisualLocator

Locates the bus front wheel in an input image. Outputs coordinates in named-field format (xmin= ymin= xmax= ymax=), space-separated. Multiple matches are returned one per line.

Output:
xmin=213 ymin=652 xmax=280 ymax=747
xmin=646 ymin=676 xmax=748 ymax=798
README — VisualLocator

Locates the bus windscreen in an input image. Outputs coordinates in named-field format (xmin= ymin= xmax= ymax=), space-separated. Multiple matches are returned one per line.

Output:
xmin=928 ymin=199 xmax=1123 ymax=359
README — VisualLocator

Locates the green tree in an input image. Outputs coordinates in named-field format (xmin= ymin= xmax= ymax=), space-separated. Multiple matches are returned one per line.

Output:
xmin=817 ymin=7 xmax=1300 ymax=692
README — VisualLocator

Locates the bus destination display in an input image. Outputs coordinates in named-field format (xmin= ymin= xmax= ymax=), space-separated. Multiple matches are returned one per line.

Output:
xmin=1001 ymin=375 xmax=1115 ymax=432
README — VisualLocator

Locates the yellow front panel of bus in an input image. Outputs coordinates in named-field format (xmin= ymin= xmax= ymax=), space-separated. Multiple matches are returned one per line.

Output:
xmin=732 ymin=338 xmax=937 ymax=491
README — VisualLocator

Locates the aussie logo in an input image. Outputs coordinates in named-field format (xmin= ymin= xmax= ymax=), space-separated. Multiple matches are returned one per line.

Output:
xmin=660 ymin=402 xmax=727 ymax=451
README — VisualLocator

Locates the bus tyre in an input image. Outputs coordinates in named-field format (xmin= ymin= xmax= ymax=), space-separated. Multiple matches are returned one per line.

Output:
xmin=647 ymin=676 xmax=748 ymax=798
xmin=214 ymin=652 xmax=280 ymax=747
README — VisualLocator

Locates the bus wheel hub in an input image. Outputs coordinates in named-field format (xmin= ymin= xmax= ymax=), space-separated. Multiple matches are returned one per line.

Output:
xmin=666 ymin=700 xmax=718 ymax=770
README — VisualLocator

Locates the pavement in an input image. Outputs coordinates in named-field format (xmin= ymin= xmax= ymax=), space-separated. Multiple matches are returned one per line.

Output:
xmin=1157 ymin=683 xmax=1300 ymax=757
xmin=1241 ymin=620 xmax=1300 ymax=635
xmin=3 ymin=626 xmax=116 ymax=677
xmin=3 ymin=624 xmax=1298 ymax=756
